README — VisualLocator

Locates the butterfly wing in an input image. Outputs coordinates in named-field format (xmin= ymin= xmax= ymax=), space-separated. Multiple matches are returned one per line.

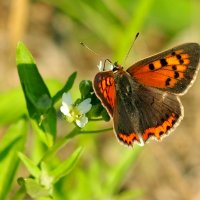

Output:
xmin=93 ymin=71 xmax=116 ymax=116
xmin=127 ymin=43 xmax=200 ymax=94
xmin=113 ymin=72 xmax=183 ymax=146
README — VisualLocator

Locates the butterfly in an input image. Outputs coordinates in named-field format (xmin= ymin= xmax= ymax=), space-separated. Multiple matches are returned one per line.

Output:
xmin=93 ymin=43 xmax=200 ymax=147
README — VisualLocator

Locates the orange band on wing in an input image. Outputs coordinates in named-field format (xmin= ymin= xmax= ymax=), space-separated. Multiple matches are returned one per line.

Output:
xmin=118 ymin=133 xmax=140 ymax=146
xmin=142 ymin=113 xmax=177 ymax=142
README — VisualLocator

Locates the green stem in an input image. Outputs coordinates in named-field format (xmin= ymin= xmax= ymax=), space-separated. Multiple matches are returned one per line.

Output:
xmin=41 ymin=127 xmax=80 ymax=162
xmin=41 ymin=127 xmax=112 ymax=162
xmin=88 ymin=118 xmax=103 ymax=121
xmin=80 ymin=127 xmax=112 ymax=134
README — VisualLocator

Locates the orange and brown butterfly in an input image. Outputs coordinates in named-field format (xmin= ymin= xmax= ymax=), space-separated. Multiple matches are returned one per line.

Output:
xmin=93 ymin=43 xmax=200 ymax=147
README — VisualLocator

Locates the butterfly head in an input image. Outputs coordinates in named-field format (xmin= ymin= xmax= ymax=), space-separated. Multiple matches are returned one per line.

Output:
xmin=98 ymin=59 xmax=123 ymax=72
xmin=113 ymin=62 xmax=123 ymax=73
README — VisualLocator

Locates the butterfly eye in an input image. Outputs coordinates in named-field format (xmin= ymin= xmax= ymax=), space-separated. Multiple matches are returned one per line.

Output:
xmin=112 ymin=62 xmax=123 ymax=73
xmin=112 ymin=66 xmax=119 ymax=72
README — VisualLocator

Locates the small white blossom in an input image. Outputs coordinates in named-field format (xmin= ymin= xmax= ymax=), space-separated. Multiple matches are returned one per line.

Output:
xmin=76 ymin=116 xmax=88 ymax=128
xmin=97 ymin=60 xmax=113 ymax=72
xmin=77 ymin=98 xmax=92 ymax=114
xmin=60 ymin=92 xmax=92 ymax=128
xmin=97 ymin=60 xmax=103 ymax=71
xmin=60 ymin=93 xmax=73 ymax=117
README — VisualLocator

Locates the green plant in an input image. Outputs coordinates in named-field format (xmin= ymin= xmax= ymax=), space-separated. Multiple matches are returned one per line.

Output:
xmin=0 ymin=42 xmax=143 ymax=200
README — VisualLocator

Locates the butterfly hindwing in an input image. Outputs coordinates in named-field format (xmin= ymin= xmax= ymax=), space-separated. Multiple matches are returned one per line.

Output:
xmin=136 ymin=86 xmax=183 ymax=143
xmin=127 ymin=43 xmax=200 ymax=94
xmin=93 ymin=71 xmax=116 ymax=116
xmin=113 ymin=72 xmax=183 ymax=146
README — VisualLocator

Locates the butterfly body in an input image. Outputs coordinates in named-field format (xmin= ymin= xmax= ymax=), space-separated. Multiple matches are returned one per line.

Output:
xmin=93 ymin=43 xmax=200 ymax=147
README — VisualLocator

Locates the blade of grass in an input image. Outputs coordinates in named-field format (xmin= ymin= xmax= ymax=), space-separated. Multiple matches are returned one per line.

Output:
xmin=114 ymin=0 xmax=154 ymax=62
xmin=103 ymin=146 xmax=141 ymax=196
xmin=40 ymin=0 xmax=122 ymax=47
xmin=0 ymin=117 xmax=28 ymax=200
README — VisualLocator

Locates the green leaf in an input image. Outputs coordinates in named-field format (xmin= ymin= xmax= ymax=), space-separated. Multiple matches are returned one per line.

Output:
xmin=39 ymin=108 xmax=57 ymax=146
xmin=101 ymin=108 xmax=110 ymax=121
xmin=31 ymin=120 xmax=51 ymax=155
xmin=50 ymin=147 xmax=83 ymax=183
xmin=16 ymin=42 xmax=57 ymax=142
xmin=87 ymin=104 xmax=103 ymax=118
xmin=79 ymin=80 xmax=93 ymax=99
xmin=16 ymin=41 xmax=51 ymax=116
xmin=18 ymin=152 xmax=41 ymax=179
xmin=0 ymin=79 xmax=62 ymax=126
xmin=40 ymin=127 xmax=80 ymax=163
xmin=20 ymin=178 xmax=51 ymax=199
xmin=0 ymin=117 xmax=27 ymax=200
xmin=52 ymin=71 xmax=77 ymax=104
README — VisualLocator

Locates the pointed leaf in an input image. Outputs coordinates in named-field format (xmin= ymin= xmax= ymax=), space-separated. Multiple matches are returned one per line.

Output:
xmin=16 ymin=41 xmax=51 ymax=117
xmin=50 ymin=147 xmax=83 ymax=183
xmin=52 ymin=71 xmax=77 ymax=104
xmin=18 ymin=152 xmax=41 ymax=179
xmin=16 ymin=42 xmax=57 ymax=141
xmin=22 ymin=178 xmax=51 ymax=198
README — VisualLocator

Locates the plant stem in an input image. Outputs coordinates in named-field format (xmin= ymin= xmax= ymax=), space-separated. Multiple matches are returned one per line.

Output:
xmin=80 ymin=127 xmax=112 ymax=134
xmin=41 ymin=127 xmax=112 ymax=162
xmin=41 ymin=127 xmax=80 ymax=162
xmin=88 ymin=118 xmax=103 ymax=121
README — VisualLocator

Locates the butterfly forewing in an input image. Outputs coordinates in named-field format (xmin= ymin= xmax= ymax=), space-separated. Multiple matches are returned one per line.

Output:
xmin=93 ymin=71 xmax=116 ymax=116
xmin=127 ymin=43 xmax=200 ymax=94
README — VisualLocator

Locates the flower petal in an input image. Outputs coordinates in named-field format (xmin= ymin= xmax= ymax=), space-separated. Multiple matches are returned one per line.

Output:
xmin=62 ymin=92 xmax=73 ymax=107
xmin=77 ymin=98 xmax=92 ymax=114
xmin=76 ymin=116 xmax=88 ymax=128
xmin=97 ymin=61 xmax=103 ymax=71
xmin=60 ymin=105 xmax=70 ymax=116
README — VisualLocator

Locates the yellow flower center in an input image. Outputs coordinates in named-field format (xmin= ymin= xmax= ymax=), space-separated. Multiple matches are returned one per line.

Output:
xmin=67 ymin=106 xmax=83 ymax=122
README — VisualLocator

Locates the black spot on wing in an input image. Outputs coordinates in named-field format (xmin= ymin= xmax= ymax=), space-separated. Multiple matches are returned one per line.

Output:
xmin=149 ymin=63 xmax=155 ymax=70
xmin=174 ymin=71 xmax=179 ymax=78
xmin=172 ymin=65 xmax=177 ymax=70
xmin=160 ymin=59 xmax=168 ymax=67
xmin=165 ymin=78 xmax=171 ymax=86
xmin=176 ymin=54 xmax=182 ymax=60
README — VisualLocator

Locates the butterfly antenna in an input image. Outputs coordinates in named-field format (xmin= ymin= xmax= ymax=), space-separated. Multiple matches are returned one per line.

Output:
xmin=80 ymin=42 xmax=100 ymax=57
xmin=80 ymin=42 xmax=114 ymax=71
xmin=122 ymin=32 xmax=139 ymax=66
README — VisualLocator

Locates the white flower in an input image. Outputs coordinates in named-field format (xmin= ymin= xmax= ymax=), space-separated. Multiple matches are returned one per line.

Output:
xmin=97 ymin=60 xmax=103 ymax=71
xmin=97 ymin=60 xmax=113 ymax=72
xmin=60 ymin=92 xmax=92 ymax=128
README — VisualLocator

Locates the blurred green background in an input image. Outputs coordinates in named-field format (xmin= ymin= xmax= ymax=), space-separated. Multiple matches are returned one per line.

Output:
xmin=0 ymin=0 xmax=200 ymax=199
